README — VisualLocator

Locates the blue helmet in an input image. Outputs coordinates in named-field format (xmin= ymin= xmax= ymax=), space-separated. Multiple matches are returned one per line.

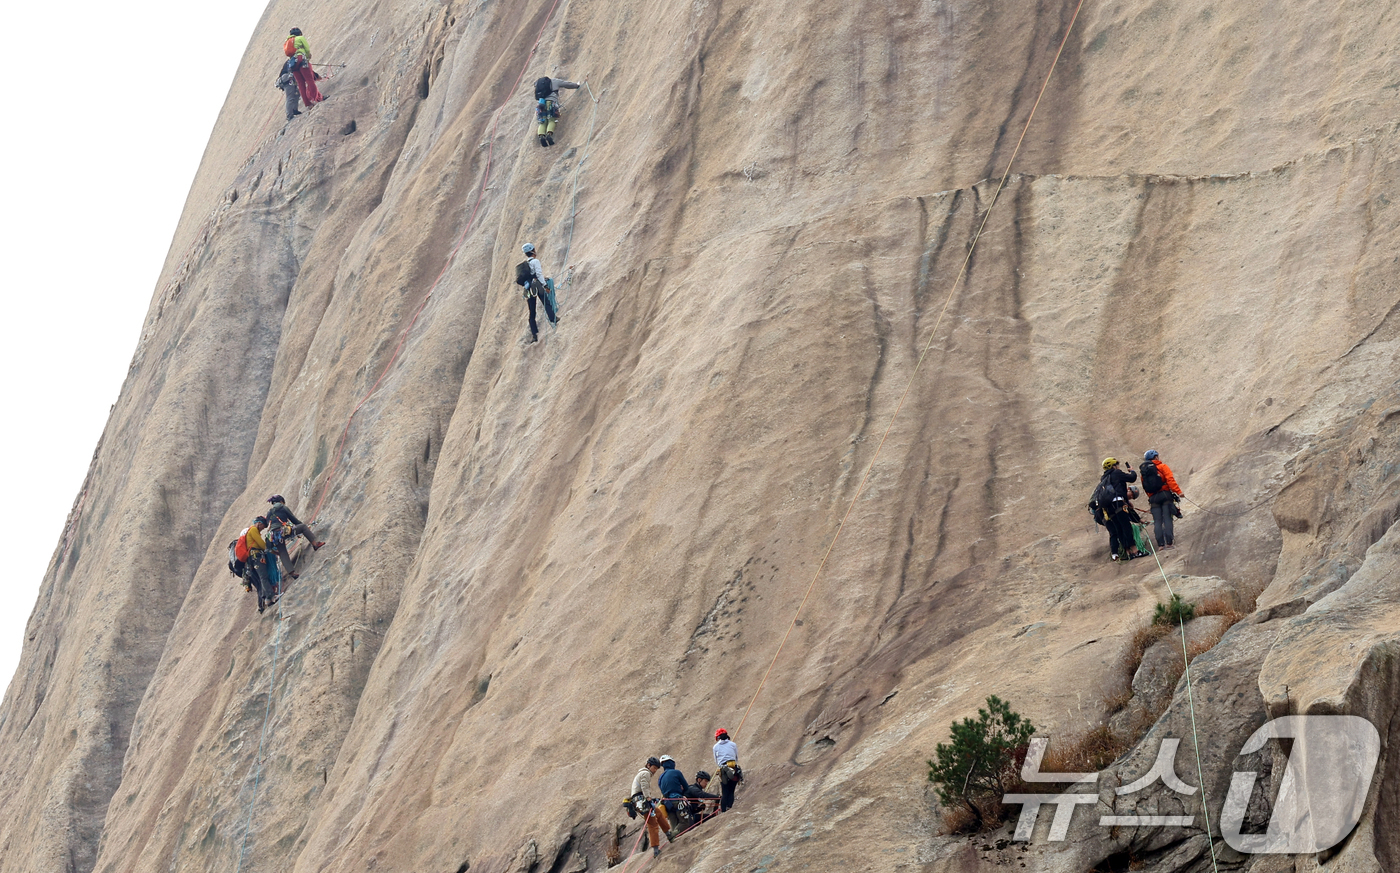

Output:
xmin=1144 ymin=449 xmax=1159 ymax=461
xmin=522 ymin=244 xmax=535 ymax=254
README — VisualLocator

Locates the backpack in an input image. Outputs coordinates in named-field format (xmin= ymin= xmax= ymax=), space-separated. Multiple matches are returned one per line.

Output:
xmin=235 ymin=534 xmax=251 ymax=563
xmin=1088 ymin=474 xmax=1118 ymax=515
xmin=284 ymin=37 xmax=297 ymax=57
xmin=1141 ymin=461 xmax=1164 ymax=494
xmin=515 ymin=260 xmax=533 ymax=286
xmin=533 ymin=76 xmax=553 ymax=100
xmin=227 ymin=540 xmax=245 ymax=577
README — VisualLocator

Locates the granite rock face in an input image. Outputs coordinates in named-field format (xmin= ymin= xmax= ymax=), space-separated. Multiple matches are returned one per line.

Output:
xmin=2 ymin=0 xmax=1400 ymax=871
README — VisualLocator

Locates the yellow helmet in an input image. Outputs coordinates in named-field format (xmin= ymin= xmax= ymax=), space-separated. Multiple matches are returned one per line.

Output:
xmin=1102 ymin=457 xmax=1118 ymax=470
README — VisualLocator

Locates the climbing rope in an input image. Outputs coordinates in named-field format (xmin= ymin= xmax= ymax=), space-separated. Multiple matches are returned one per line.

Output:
xmin=1140 ymin=544 xmax=1221 ymax=872
xmin=734 ymin=0 xmax=1090 ymax=740
xmin=233 ymin=583 xmax=288 ymax=873
xmin=1179 ymin=493 xmax=1275 ymax=519
xmin=559 ymin=81 xmax=602 ymax=282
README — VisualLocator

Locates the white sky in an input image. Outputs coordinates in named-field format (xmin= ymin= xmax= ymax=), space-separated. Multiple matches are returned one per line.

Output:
xmin=0 ymin=1 xmax=271 ymax=696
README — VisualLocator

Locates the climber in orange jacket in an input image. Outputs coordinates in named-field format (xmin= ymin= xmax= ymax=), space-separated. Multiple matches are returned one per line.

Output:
xmin=1140 ymin=449 xmax=1184 ymax=550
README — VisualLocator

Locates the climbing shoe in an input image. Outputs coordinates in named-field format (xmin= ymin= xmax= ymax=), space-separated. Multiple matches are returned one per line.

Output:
xmin=652 ymin=847 xmax=661 ymax=858
xmin=257 ymin=600 xmax=266 ymax=614
xmin=546 ymin=134 xmax=555 ymax=146
xmin=539 ymin=135 xmax=548 ymax=147
xmin=312 ymin=541 xmax=326 ymax=551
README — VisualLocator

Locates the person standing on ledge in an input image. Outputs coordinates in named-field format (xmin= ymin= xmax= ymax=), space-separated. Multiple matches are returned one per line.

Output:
xmin=275 ymin=53 xmax=308 ymax=120
xmin=712 ymin=729 xmax=743 ymax=811
xmin=630 ymin=756 xmax=672 ymax=857
xmin=284 ymin=28 xmax=324 ymax=106
xmin=1140 ymin=449 xmax=1185 ymax=550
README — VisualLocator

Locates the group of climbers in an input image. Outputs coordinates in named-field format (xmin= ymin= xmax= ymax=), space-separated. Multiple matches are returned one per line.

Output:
xmin=1088 ymin=451 xmax=1184 ymax=561
xmin=273 ymin=27 xmax=325 ymax=121
xmin=226 ymin=496 xmax=326 ymax=614
xmin=623 ymin=730 xmax=743 ymax=858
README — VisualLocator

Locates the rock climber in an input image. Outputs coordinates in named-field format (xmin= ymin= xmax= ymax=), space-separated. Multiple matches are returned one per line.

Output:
xmin=1141 ymin=449 xmax=1185 ymax=550
xmin=531 ymin=75 xmax=580 ymax=147
xmin=630 ymin=756 xmax=672 ymax=857
xmin=683 ymin=771 xmax=721 ymax=826
xmin=1093 ymin=458 xmax=1140 ymax=561
xmin=284 ymin=28 xmax=324 ymax=106
xmin=712 ymin=729 xmax=743 ymax=811
xmin=656 ymin=754 xmax=688 ymax=835
xmin=241 ymin=517 xmax=278 ymax=613
xmin=275 ymin=54 xmax=308 ymax=120
xmin=266 ymin=494 xmax=325 ymax=577
xmin=514 ymin=243 xmax=558 ymax=343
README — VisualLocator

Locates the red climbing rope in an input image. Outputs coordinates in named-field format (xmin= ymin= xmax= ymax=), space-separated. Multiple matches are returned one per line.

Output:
xmin=307 ymin=0 xmax=568 ymax=522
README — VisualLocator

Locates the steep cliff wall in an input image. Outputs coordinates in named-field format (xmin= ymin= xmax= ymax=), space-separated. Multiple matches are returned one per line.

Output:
xmin=2 ymin=0 xmax=1400 ymax=871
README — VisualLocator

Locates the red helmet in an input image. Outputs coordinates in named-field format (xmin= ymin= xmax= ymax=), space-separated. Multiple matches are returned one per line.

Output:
xmin=714 ymin=728 xmax=729 ymax=740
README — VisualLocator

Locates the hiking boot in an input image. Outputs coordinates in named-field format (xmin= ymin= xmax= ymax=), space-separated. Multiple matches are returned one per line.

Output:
xmin=312 ymin=542 xmax=326 ymax=551
xmin=258 ymin=600 xmax=266 ymax=614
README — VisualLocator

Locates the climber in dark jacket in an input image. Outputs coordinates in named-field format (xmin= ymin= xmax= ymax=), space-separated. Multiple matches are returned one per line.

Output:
xmin=683 ymin=771 xmax=721 ymax=825
xmin=275 ymin=54 xmax=309 ymax=120
xmin=1097 ymin=458 xmax=1139 ymax=561
xmin=656 ymin=755 xmax=688 ymax=832
xmin=266 ymin=494 xmax=325 ymax=577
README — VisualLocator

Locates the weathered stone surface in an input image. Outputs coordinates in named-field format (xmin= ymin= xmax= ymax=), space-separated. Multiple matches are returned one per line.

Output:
xmin=1 ymin=0 xmax=1399 ymax=871
xmin=1131 ymin=615 xmax=1229 ymax=715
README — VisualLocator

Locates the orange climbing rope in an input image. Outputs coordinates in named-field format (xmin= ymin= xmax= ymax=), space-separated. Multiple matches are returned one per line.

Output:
xmin=734 ymin=0 xmax=1089 ymax=739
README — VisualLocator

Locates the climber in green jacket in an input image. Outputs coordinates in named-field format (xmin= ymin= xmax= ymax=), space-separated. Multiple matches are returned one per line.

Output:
xmin=284 ymin=28 xmax=324 ymax=105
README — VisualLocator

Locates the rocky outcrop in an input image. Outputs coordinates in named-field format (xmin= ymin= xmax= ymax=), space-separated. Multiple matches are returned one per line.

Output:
xmin=2 ymin=0 xmax=1400 ymax=871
